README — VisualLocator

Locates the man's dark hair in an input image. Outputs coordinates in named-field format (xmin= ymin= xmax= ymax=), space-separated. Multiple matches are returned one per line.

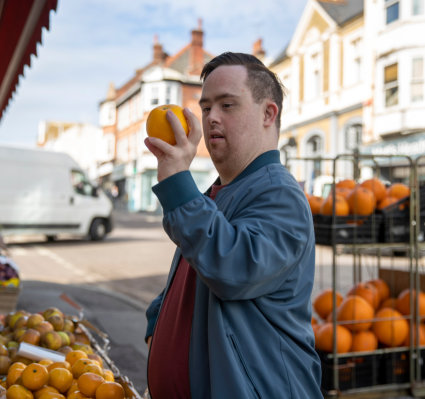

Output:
xmin=200 ymin=52 xmax=285 ymax=131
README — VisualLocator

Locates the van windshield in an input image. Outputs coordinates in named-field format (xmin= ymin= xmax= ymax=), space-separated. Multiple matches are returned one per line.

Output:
xmin=71 ymin=170 xmax=96 ymax=196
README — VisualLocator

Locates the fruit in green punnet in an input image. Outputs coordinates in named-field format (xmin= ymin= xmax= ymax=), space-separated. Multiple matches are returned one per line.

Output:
xmin=26 ymin=313 xmax=45 ymax=329
xmin=41 ymin=331 xmax=63 ymax=351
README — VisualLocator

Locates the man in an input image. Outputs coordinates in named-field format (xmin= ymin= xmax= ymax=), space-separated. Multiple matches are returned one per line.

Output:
xmin=144 ymin=52 xmax=322 ymax=398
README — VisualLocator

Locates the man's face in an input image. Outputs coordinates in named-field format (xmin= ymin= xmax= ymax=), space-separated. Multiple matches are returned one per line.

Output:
xmin=199 ymin=65 xmax=267 ymax=181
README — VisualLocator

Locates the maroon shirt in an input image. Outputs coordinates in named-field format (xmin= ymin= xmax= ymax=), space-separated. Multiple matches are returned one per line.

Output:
xmin=148 ymin=184 xmax=224 ymax=398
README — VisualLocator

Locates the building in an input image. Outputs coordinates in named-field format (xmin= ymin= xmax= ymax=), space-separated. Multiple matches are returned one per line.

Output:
xmin=269 ymin=0 xmax=425 ymax=192
xmin=37 ymin=121 xmax=107 ymax=181
xmin=98 ymin=20 xmax=215 ymax=212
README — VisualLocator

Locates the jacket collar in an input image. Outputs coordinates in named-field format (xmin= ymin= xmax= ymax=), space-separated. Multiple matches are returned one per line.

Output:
xmin=208 ymin=150 xmax=281 ymax=191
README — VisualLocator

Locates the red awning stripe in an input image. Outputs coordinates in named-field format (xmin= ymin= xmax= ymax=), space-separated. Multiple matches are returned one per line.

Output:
xmin=0 ymin=0 xmax=58 ymax=120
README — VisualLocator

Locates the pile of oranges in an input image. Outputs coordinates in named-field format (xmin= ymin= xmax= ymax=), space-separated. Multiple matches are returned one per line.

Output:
xmin=0 ymin=350 xmax=126 ymax=399
xmin=312 ymin=279 xmax=425 ymax=354
xmin=306 ymin=178 xmax=410 ymax=217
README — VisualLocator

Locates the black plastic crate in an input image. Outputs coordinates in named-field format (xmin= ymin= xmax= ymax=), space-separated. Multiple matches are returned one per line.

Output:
xmin=319 ymin=351 xmax=381 ymax=392
xmin=379 ymin=196 xmax=410 ymax=243
xmin=380 ymin=349 xmax=410 ymax=384
xmin=313 ymin=214 xmax=382 ymax=245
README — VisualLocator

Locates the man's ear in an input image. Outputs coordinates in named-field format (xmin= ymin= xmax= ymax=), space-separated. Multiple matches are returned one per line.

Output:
xmin=263 ymin=101 xmax=279 ymax=128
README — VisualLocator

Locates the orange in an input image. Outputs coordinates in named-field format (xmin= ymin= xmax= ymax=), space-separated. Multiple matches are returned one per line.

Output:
xmin=95 ymin=382 xmax=125 ymax=399
xmin=404 ymin=323 xmax=425 ymax=346
xmin=350 ymin=331 xmax=378 ymax=353
xmin=335 ymin=187 xmax=352 ymax=200
xmin=47 ymin=362 xmax=71 ymax=372
xmin=380 ymin=297 xmax=397 ymax=310
xmin=347 ymin=186 xmax=376 ymax=216
xmin=320 ymin=194 xmax=350 ymax=216
xmin=372 ymin=308 xmax=408 ymax=347
xmin=81 ymin=363 xmax=103 ymax=377
xmin=336 ymin=179 xmax=356 ymax=190
xmin=66 ymin=391 xmax=89 ymax=399
xmin=377 ymin=196 xmax=399 ymax=210
xmin=38 ymin=359 xmax=54 ymax=367
xmin=71 ymin=359 xmax=94 ymax=379
xmin=146 ymin=104 xmax=189 ymax=145
xmin=7 ymin=363 xmax=26 ymax=387
xmin=336 ymin=295 xmax=375 ymax=331
xmin=48 ymin=368 xmax=73 ymax=393
xmin=65 ymin=351 xmax=88 ymax=367
xmin=313 ymin=289 xmax=344 ymax=320
xmin=77 ymin=373 xmax=105 ymax=397
xmin=6 ymin=384 xmax=33 ymax=399
xmin=21 ymin=363 xmax=49 ymax=391
xmin=347 ymin=282 xmax=380 ymax=309
xmin=307 ymin=195 xmax=323 ymax=215
xmin=315 ymin=323 xmax=352 ymax=354
xmin=38 ymin=392 xmax=66 ymax=399
xmin=102 ymin=370 xmax=114 ymax=383
xmin=387 ymin=183 xmax=410 ymax=199
xmin=360 ymin=178 xmax=387 ymax=202
xmin=396 ymin=289 xmax=425 ymax=318
xmin=34 ymin=386 xmax=60 ymax=399
xmin=367 ymin=279 xmax=390 ymax=305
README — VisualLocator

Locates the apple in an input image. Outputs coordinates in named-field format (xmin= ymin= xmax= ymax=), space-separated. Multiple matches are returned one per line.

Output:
xmin=57 ymin=331 xmax=70 ymax=347
xmin=63 ymin=319 xmax=75 ymax=333
xmin=0 ymin=355 xmax=11 ymax=374
xmin=13 ymin=327 xmax=27 ymax=342
xmin=43 ymin=307 xmax=64 ymax=320
xmin=47 ymin=315 xmax=64 ymax=331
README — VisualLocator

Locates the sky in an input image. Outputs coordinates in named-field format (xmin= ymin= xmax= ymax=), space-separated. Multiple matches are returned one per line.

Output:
xmin=0 ymin=0 xmax=308 ymax=147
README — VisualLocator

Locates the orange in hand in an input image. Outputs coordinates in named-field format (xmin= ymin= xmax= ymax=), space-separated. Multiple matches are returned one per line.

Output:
xmin=146 ymin=104 xmax=189 ymax=145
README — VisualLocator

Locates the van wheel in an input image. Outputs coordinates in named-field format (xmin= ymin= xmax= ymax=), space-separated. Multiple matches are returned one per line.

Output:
xmin=89 ymin=219 xmax=107 ymax=241
xmin=46 ymin=235 xmax=56 ymax=242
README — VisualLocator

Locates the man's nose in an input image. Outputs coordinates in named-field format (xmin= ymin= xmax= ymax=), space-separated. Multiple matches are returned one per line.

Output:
xmin=206 ymin=106 xmax=219 ymax=126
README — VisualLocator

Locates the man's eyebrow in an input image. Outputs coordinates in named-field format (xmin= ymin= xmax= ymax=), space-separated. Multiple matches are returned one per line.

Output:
xmin=199 ymin=93 xmax=239 ymax=106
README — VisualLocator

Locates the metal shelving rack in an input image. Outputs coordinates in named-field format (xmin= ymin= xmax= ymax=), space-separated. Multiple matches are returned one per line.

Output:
xmin=286 ymin=152 xmax=424 ymax=398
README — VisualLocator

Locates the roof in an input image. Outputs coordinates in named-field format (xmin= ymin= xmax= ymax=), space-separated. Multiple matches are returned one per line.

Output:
xmin=318 ymin=0 xmax=363 ymax=26
xmin=0 ymin=0 xmax=58 ymax=120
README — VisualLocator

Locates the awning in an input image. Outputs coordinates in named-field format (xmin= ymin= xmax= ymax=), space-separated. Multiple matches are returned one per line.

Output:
xmin=0 ymin=0 xmax=58 ymax=120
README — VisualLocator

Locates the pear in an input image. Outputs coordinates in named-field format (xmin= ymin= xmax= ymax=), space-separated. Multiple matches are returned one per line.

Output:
xmin=47 ymin=315 xmax=64 ymax=331
xmin=34 ymin=321 xmax=54 ymax=336
xmin=42 ymin=307 xmax=64 ymax=320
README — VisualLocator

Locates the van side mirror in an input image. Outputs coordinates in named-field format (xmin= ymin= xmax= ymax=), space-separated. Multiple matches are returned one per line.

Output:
xmin=92 ymin=186 xmax=99 ymax=197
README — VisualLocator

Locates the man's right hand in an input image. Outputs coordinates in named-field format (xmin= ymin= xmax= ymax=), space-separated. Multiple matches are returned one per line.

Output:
xmin=144 ymin=108 xmax=202 ymax=182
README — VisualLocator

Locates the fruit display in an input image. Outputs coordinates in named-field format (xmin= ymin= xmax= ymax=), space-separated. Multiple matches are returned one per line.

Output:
xmin=312 ymin=278 xmax=425 ymax=354
xmin=0 ymin=308 xmax=141 ymax=399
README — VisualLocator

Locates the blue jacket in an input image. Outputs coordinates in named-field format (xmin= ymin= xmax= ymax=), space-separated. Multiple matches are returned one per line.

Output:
xmin=146 ymin=150 xmax=323 ymax=398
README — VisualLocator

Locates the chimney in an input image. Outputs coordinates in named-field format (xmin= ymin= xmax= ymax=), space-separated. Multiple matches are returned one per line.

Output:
xmin=189 ymin=19 xmax=204 ymax=75
xmin=106 ymin=82 xmax=116 ymax=101
xmin=252 ymin=38 xmax=266 ymax=59
xmin=153 ymin=34 xmax=165 ymax=64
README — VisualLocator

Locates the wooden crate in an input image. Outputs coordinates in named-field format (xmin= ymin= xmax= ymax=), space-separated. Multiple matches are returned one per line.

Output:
xmin=0 ymin=285 xmax=20 ymax=314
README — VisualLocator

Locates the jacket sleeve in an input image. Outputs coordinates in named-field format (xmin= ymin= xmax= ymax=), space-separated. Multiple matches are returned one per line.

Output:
xmin=145 ymin=289 xmax=164 ymax=342
xmin=153 ymin=169 xmax=314 ymax=301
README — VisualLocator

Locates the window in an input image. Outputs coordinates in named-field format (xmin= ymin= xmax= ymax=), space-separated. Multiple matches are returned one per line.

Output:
xmin=165 ymin=85 xmax=171 ymax=104
xmin=345 ymin=124 xmax=362 ymax=151
xmin=385 ymin=0 xmax=399 ymax=24
xmin=150 ymin=86 xmax=159 ymax=105
xmin=312 ymin=53 xmax=320 ymax=98
xmin=351 ymin=38 xmax=362 ymax=84
xmin=411 ymin=57 xmax=424 ymax=102
xmin=413 ymin=0 xmax=424 ymax=15
xmin=71 ymin=170 xmax=96 ymax=197
xmin=384 ymin=63 xmax=398 ymax=107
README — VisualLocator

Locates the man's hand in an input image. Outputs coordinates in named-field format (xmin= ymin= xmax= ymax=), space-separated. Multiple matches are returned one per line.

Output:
xmin=144 ymin=108 xmax=202 ymax=181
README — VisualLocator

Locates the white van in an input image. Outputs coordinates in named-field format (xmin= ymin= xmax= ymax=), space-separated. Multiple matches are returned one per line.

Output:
xmin=0 ymin=145 xmax=113 ymax=241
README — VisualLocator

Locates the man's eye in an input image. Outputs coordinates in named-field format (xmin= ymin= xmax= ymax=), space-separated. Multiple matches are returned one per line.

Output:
xmin=202 ymin=107 xmax=210 ymax=113
xmin=223 ymin=103 xmax=233 ymax=108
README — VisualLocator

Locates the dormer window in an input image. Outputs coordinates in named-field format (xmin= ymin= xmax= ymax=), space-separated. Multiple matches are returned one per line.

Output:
xmin=385 ymin=0 xmax=399 ymax=24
